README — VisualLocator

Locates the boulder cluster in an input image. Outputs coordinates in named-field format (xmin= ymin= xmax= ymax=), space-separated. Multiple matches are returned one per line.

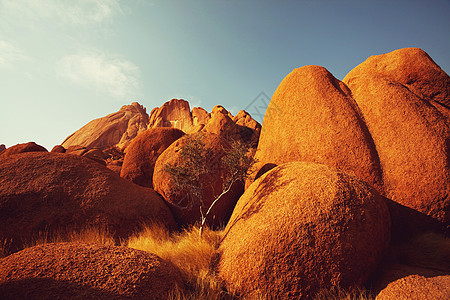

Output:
xmin=1 ymin=48 xmax=448 ymax=299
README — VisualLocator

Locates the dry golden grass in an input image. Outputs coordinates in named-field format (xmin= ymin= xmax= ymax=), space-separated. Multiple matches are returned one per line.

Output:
xmin=314 ymin=287 xmax=374 ymax=300
xmin=127 ymin=223 xmax=233 ymax=300
xmin=25 ymin=225 xmax=116 ymax=249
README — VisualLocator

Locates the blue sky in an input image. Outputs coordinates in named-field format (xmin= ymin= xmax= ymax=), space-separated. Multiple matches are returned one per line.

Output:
xmin=1 ymin=0 xmax=449 ymax=149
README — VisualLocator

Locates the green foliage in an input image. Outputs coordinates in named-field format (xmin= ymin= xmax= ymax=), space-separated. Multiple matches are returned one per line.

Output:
xmin=221 ymin=140 xmax=255 ymax=192
xmin=163 ymin=135 xmax=207 ymax=208
xmin=163 ymin=134 xmax=256 ymax=233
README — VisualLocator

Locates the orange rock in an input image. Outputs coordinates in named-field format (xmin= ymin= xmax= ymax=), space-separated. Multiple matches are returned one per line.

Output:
xmin=192 ymin=106 xmax=211 ymax=126
xmin=219 ymin=161 xmax=390 ymax=299
xmin=0 ymin=142 xmax=47 ymax=157
xmin=202 ymin=105 xmax=237 ymax=137
xmin=120 ymin=128 xmax=185 ymax=188
xmin=65 ymin=145 xmax=88 ymax=156
xmin=0 ymin=152 xmax=176 ymax=252
xmin=203 ymin=106 xmax=261 ymax=149
xmin=148 ymin=99 xmax=194 ymax=132
xmin=252 ymin=65 xmax=383 ymax=192
xmin=344 ymin=48 xmax=450 ymax=224
xmin=0 ymin=243 xmax=184 ymax=299
xmin=61 ymin=102 xmax=149 ymax=150
xmin=50 ymin=145 xmax=66 ymax=153
xmin=83 ymin=148 xmax=107 ymax=166
xmin=344 ymin=48 xmax=450 ymax=106
xmin=375 ymin=275 xmax=450 ymax=300
xmin=153 ymin=132 xmax=243 ymax=228
xmin=0 ymin=144 xmax=6 ymax=153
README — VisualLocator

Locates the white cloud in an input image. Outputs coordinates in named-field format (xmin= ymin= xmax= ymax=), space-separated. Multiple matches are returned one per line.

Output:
xmin=0 ymin=0 xmax=122 ymax=26
xmin=0 ymin=39 xmax=29 ymax=68
xmin=57 ymin=52 xmax=140 ymax=98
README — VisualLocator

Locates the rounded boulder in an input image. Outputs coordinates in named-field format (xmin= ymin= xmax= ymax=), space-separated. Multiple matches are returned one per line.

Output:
xmin=120 ymin=128 xmax=185 ymax=188
xmin=0 ymin=142 xmax=47 ymax=158
xmin=344 ymin=48 xmax=450 ymax=224
xmin=153 ymin=132 xmax=243 ymax=228
xmin=0 ymin=152 xmax=177 ymax=252
xmin=0 ymin=243 xmax=184 ymax=299
xmin=252 ymin=65 xmax=383 ymax=192
xmin=376 ymin=275 xmax=450 ymax=300
xmin=219 ymin=161 xmax=391 ymax=299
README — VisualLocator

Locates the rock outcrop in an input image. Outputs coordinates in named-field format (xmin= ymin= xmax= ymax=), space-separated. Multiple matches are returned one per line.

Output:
xmin=343 ymin=48 xmax=450 ymax=224
xmin=0 ymin=152 xmax=176 ymax=252
xmin=345 ymin=48 xmax=450 ymax=106
xmin=375 ymin=275 xmax=450 ymax=300
xmin=0 ymin=243 xmax=184 ymax=299
xmin=252 ymin=65 xmax=383 ymax=191
xmin=149 ymin=99 xmax=261 ymax=149
xmin=120 ymin=128 xmax=185 ymax=188
xmin=50 ymin=145 xmax=66 ymax=153
xmin=219 ymin=161 xmax=390 ymax=299
xmin=153 ymin=132 xmax=243 ymax=228
xmin=192 ymin=106 xmax=211 ymax=127
xmin=0 ymin=142 xmax=47 ymax=157
xmin=61 ymin=102 xmax=149 ymax=150
xmin=0 ymin=144 xmax=6 ymax=153
xmin=148 ymin=99 xmax=194 ymax=133
xmin=204 ymin=106 xmax=261 ymax=148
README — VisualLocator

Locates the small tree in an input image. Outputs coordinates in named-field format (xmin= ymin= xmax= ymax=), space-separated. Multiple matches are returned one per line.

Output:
xmin=163 ymin=134 xmax=256 ymax=236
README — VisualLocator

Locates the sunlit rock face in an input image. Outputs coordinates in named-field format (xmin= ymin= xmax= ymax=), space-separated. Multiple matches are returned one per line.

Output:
xmin=62 ymin=102 xmax=149 ymax=150
xmin=251 ymin=65 xmax=383 ymax=192
xmin=343 ymin=47 xmax=450 ymax=225
xmin=148 ymin=99 xmax=194 ymax=132
xmin=251 ymin=48 xmax=450 ymax=228
xmin=149 ymin=99 xmax=261 ymax=149
xmin=219 ymin=162 xmax=390 ymax=299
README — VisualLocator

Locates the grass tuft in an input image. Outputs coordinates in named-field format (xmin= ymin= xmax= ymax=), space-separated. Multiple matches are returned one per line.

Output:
xmin=127 ymin=223 xmax=232 ymax=299
xmin=25 ymin=225 xmax=116 ymax=249
xmin=314 ymin=286 xmax=374 ymax=300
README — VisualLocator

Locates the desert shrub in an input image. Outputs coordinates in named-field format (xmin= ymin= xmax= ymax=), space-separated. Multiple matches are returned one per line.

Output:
xmin=128 ymin=223 xmax=234 ymax=299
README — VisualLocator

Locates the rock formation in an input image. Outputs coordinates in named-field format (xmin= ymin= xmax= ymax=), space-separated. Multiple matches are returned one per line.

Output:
xmin=0 ymin=144 xmax=6 ymax=153
xmin=375 ymin=275 xmax=450 ymax=300
xmin=149 ymin=99 xmax=261 ymax=149
xmin=345 ymin=48 xmax=450 ymax=107
xmin=50 ymin=145 xmax=66 ymax=153
xmin=120 ymin=128 xmax=185 ymax=188
xmin=0 ymin=243 xmax=184 ymax=299
xmin=219 ymin=161 xmax=390 ymax=299
xmin=61 ymin=102 xmax=149 ymax=150
xmin=343 ymin=48 xmax=450 ymax=224
xmin=192 ymin=106 xmax=211 ymax=127
xmin=0 ymin=152 xmax=176 ymax=252
xmin=204 ymin=105 xmax=261 ymax=148
xmin=252 ymin=65 xmax=383 ymax=192
xmin=0 ymin=142 xmax=48 ymax=157
xmin=148 ymin=99 xmax=194 ymax=133
xmin=153 ymin=132 xmax=243 ymax=228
